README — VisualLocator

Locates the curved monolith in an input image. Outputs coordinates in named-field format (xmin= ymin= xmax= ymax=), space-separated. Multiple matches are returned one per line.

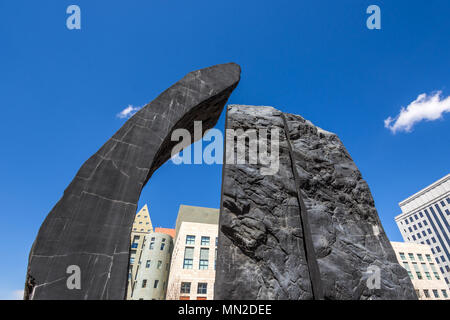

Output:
xmin=25 ymin=63 xmax=241 ymax=300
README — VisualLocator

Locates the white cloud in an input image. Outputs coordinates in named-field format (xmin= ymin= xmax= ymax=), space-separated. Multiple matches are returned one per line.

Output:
xmin=116 ymin=105 xmax=141 ymax=119
xmin=384 ymin=91 xmax=450 ymax=133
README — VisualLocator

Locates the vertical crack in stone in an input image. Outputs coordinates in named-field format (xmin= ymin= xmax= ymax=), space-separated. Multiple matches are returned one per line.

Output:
xmin=281 ymin=113 xmax=324 ymax=300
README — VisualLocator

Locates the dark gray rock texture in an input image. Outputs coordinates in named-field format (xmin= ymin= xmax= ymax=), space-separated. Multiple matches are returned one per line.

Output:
xmin=25 ymin=63 xmax=240 ymax=300
xmin=215 ymin=105 xmax=417 ymax=300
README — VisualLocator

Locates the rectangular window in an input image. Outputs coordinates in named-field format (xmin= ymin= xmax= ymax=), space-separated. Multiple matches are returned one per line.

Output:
xmin=160 ymin=243 xmax=165 ymax=251
xmin=412 ymin=262 xmax=422 ymax=279
xmin=197 ymin=282 xmax=208 ymax=294
xmin=157 ymin=260 xmax=162 ymax=269
xmin=199 ymin=248 xmax=209 ymax=270
xmin=216 ymin=237 xmax=218 ymax=246
xmin=399 ymin=253 xmax=406 ymax=260
xmin=186 ymin=235 xmax=195 ymax=245
xmin=149 ymin=242 xmax=154 ymax=250
xmin=423 ymin=289 xmax=430 ymax=298
xmin=442 ymin=290 xmax=448 ymax=298
xmin=180 ymin=282 xmax=191 ymax=294
xmin=432 ymin=289 xmax=439 ymax=298
xmin=417 ymin=254 xmax=424 ymax=261
xmin=201 ymin=236 xmax=210 ymax=246
xmin=183 ymin=247 xmax=194 ymax=269
xmin=146 ymin=260 xmax=151 ymax=268
xmin=142 ymin=279 xmax=147 ymax=288
xmin=403 ymin=262 xmax=413 ymax=279
xmin=430 ymin=264 xmax=440 ymax=280
xmin=154 ymin=280 xmax=159 ymax=289
xmin=408 ymin=253 xmax=415 ymax=261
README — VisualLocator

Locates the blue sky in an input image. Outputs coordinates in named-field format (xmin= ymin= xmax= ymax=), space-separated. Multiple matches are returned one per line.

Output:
xmin=0 ymin=0 xmax=449 ymax=299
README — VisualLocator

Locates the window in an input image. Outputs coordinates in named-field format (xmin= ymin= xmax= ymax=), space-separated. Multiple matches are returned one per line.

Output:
xmin=412 ymin=235 xmax=416 ymax=241
xmin=154 ymin=280 xmax=159 ymax=288
xmin=424 ymin=220 xmax=428 ymax=226
xmin=422 ymin=231 xmax=426 ymax=237
xmin=410 ymin=217 xmax=414 ymax=223
xmin=142 ymin=279 xmax=147 ymax=288
xmin=151 ymin=237 xmax=155 ymax=241
xmin=199 ymin=248 xmax=209 ymax=270
xmin=183 ymin=247 xmax=194 ymax=269
xmin=442 ymin=290 xmax=448 ymax=298
xmin=408 ymin=227 xmax=412 ymax=233
xmin=157 ymin=260 xmax=162 ymax=269
xmin=412 ymin=262 xmax=422 ymax=279
xmin=403 ymin=262 xmax=413 ymax=279
xmin=413 ymin=225 xmax=417 ymax=231
xmin=446 ymin=209 xmax=450 ymax=215
xmin=432 ymin=289 xmax=439 ymax=298
xmin=399 ymin=253 xmax=406 ymax=260
xmin=423 ymin=289 xmax=430 ymax=298
xmin=131 ymin=243 xmax=138 ymax=249
xmin=414 ymin=214 xmax=418 ymax=220
xmin=419 ymin=212 xmax=423 ymax=218
xmin=418 ymin=222 xmax=422 ymax=228
xmin=130 ymin=257 xmax=135 ymax=264
xmin=405 ymin=219 xmax=409 ymax=225
xmin=417 ymin=254 xmax=424 ymax=261
xmin=408 ymin=253 xmax=415 ymax=261
xmin=146 ymin=260 xmax=151 ymax=268
xmin=426 ymin=240 xmax=430 ymax=245
xmin=149 ymin=242 xmax=154 ymax=250
xmin=186 ymin=235 xmax=195 ymax=245
xmin=422 ymin=263 xmax=432 ymax=280
xmin=201 ymin=236 xmax=210 ymax=246
xmin=160 ymin=243 xmax=165 ymax=251
xmin=436 ymin=246 xmax=441 ymax=253
xmin=430 ymin=264 xmax=440 ymax=280
xmin=162 ymin=238 xmax=166 ymax=242
xmin=441 ymin=201 xmax=446 ymax=207
xmin=441 ymin=256 xmax=446 ymax=262
xmin=446 ymin=266 xmax=450 ymax=272
xmin=215 ymin=237 xmax=218 ymax=246
xmin=180 ymin=282 xmax=191 ymax=294
xmin=197 ymin=283 xmax=208 ymax=294
xmin=427 ymin=228 xmax=432 ymax=234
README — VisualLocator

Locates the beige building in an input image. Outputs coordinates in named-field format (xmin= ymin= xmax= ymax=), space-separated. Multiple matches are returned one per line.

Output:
xmin=166 ymin=205 xmax=219 ymax=300
xmin=127 ymin=204 xmax=153 ymax=299
xmin=391 ymin=241 xmax=449 ymax=300
xmin=130 ymin=231 xmax=174 ymax=300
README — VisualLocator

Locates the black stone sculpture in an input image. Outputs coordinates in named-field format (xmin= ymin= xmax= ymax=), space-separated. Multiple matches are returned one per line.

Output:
xmin=25 ymin=63 xmax=241 ymax=300
xmin=215 ymin=105 xmax=417 ymax=300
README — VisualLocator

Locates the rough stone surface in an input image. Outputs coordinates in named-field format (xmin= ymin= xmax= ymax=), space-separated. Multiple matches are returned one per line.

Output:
xmin=215 ymin=105 xmax=417 ymax=300
xmin=25 ymin=63 xmax=240 ymax=300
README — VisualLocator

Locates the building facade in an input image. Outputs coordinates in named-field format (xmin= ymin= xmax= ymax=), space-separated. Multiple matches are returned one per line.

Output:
xmin=395 ymin=174 xmax=450 ymax=288
xmin=166 ymin=205 xmax=219 ymax=300
xmin=130 ymin=231 xmax=174 ymax=300
xmin=391 ymin=242 xmax=449 ymax=300
xmin=127 ymin=204 xmax=153 ymax=299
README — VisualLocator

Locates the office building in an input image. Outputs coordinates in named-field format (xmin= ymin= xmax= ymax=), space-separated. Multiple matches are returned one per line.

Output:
xmin=391 ymin=242 xmax=449 ymax=300
xmin=166 ymin=205 xmax=219 ymax=300
xmin=395 ymin=174 xmax=450 ymax=288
